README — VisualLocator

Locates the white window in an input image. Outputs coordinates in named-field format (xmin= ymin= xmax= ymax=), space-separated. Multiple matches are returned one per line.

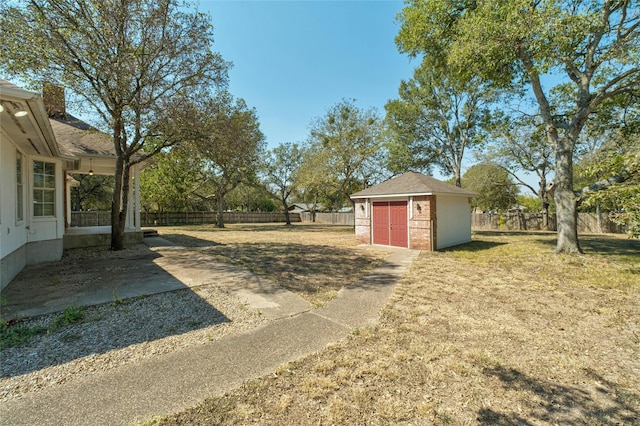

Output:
xmin=33 ymin=160 xmax=56 ymax=217
xmin=16 ymin=151 xmax=24 ymax=222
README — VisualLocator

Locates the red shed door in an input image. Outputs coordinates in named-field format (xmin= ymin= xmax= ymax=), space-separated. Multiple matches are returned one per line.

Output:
xmin=389 ymin=201 xmax=408 ymax=247
xmin=372 ymin=202 xmax=389 ymax=245
xmin=372 ymin=201 xmax=408 ymax=247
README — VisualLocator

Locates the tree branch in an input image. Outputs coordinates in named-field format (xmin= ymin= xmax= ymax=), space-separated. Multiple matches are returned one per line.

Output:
xmin=574 ymin=168 xmax=632 ymax=201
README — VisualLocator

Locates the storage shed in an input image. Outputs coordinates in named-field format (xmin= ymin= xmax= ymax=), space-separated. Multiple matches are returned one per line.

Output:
xmin=350 ymin=172 xmax=475 ymax=251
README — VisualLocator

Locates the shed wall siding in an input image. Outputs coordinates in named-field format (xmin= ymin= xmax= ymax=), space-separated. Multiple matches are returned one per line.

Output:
xmin=436 ymin=195 xmax=472 ymax=249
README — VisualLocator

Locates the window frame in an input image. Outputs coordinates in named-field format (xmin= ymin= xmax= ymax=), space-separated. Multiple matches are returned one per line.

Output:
xmin=32 ymin=160 xmax=56 ymax=218
xmin=16 ymin=150 xmax=24 ymax=223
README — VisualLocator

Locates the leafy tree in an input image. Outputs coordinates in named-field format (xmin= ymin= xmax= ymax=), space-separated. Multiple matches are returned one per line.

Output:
xmin=226 ymin=184 xmax=278 ymax=213
xmin=294 ymin=146 xmax=330 ymax=220
xmin=576 ymin=125 xmax=640 ymax=238
xmin=263 ymin=142 xmax=305 ymax=225
xmin=140 ymin=149 xmax=210 ymax=212
xmin=187 ymin=92 xmax=265 ymax=228
xmin=306 ymin=99 xmax=386 ymax=210
xmin=385 ymin=62 xmax=493 ymax=186
xmin=396 ymin=0 xmax=640 ymax=253
xmin=1 ymin=0 xmax=228 ymax=249
xmin=70 ymin=174 xmax=114 ymax=211
xmin=517 ymin=195 xmax=548 ymax=214
xmin=141 ymin=93 xmax=265 ymax=221
xmin=227 ymin=187 xmax=280 ymax=212
xmin=485 ymin=116 xmax=554 ymax=228
xmin=462 ymin=163 xmax=519 ymax=213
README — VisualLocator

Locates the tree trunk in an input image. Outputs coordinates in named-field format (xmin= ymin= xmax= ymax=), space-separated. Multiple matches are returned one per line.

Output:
xmin=75 ymin=185 xmax=81 ymax=211
xmin=542 ymin=200 xmax=550 ymax=230
xmin=111 ymin=156 xmax=127 ymax=250
xmin=216 ymin=196 xmax=225 ymax=228
xmin=553 ymin=139 xmax=581 ymax=253
xmin=538 ymin=176 xmax=550 ymax=231
xmin=282 ymin=197 xmax=291 ymax=225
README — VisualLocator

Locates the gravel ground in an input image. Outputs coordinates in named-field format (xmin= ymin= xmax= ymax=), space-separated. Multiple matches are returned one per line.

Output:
xmin=0 ymin=247 xmax=270 ymax=402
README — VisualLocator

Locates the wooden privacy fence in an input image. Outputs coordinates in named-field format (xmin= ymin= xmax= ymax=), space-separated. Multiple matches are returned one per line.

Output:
xmin=299 ymin=212 xmax=355 ymax=226
xmin=471 ymin=212 xmax=628 ymax=234
xmin=71 ymin=211 xmax=626 ymax=233
xmin=71 ymin=211 xmax=301 ymax=227
xmin=71 ymin=211 xmax=111 ymax=227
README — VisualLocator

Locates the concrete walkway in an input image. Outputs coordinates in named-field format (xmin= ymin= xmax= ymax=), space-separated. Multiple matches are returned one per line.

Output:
xmin=1 ymin=236 xmax=310 ymax=321
xmin=1 ymin=244 xmax=419 ymax=426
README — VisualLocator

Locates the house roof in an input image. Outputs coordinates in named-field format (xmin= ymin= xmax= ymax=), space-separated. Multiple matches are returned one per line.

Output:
xmin=2 ymin=81 xmax=147 ymax=176
xmin=351 ymin=172 xmax=476 ymax=198
xmin=288 ymin=203 xmax=325 ymax=212
xmin=50 ymin=114 xmax=116 ymax=159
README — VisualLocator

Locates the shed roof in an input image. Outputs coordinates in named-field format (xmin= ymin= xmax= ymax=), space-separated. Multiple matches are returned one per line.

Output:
xmin=351 ymin=171 xmax=476 ymax=198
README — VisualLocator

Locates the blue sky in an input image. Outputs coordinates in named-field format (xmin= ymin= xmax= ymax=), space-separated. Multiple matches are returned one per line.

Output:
xmin=201 ymin=0 xmax=416 ymax=148
xmin=200 ymin=1 xmax=540 ymax=190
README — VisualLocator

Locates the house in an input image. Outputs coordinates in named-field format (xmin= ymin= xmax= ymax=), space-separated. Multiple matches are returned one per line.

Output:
xmin=1 ymin=81 xmax=144 ymax=290
xmin=350 ymin=171 xmax=476 ymax=251
xmin=45 ymin=84 xmax=145 ymax=250
xmin=287 ymin=203 xmax=325 ymax=214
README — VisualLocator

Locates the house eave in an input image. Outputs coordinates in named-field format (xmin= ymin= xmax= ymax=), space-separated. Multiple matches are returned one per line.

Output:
xmin=0 ymin=83 xmax=60 ymax=158
xmin=351 ymin=191 xmax=475 ymax=199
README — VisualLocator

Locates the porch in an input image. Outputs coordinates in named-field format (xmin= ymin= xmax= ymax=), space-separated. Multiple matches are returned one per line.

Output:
xmin=64 ymin=226 xmax=143 ymax=249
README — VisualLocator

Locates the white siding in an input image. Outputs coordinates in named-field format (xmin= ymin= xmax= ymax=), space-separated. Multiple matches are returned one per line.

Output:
xmin=0 ymin=136 xmax=28 ymax=259
xmin=436 ymin=194 xmax=472 ymax=250
xmin=1 ymin=138 xmax=65 ymax=288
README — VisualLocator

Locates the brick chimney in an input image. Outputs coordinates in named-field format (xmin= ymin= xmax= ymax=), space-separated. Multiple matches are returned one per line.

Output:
xmin=43 ymin=83 xmax=66 ymax=117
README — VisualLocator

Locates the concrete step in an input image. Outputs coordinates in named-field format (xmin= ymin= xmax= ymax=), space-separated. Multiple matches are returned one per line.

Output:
xmin=143 ymin=229 xmax=159 ymax=238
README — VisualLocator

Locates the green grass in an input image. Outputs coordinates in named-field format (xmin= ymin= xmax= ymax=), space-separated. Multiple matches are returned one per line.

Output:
xmin=0 ymin=323 xmax=48 ymax=350
xmin=1 ymin=305 xmax=86 ymax=349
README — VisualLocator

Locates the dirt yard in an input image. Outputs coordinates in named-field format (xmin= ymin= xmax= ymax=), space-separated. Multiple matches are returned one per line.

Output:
xmin=148 ymin=230 xmax=640 ymax=425
xmin=157 ymin=224 xmax=391 ymax=306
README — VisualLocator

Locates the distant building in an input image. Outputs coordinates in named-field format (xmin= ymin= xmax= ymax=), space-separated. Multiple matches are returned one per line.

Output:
xmin=1 ymin=81 xmax=144 ymax=289
xmin=287 ymin=203 xmax=325 ymax=214
xmin=351 ymin=172 xmax=475 ymax=251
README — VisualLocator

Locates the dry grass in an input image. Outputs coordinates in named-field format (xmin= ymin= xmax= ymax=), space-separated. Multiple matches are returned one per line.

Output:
xmin=157 ymin=223 xmax=390 ymax=307
xmin=147 ymin=230 xmax=640 ymax=425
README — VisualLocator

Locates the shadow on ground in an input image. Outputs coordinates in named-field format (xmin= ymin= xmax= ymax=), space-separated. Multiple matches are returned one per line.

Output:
xmin=1 ymin=245 xmax=231 ymax=378
xmin=2 ymin=227 xmax=393 ymax=378
xmin=580 ymin=234 xmax=640 ymax=257
xmin=478 ymin=365 xmax=640 ymax=425
xmin=1 ymin=290 xmax=230 ymax=379
xmin=473 ymin=229 xmax=640 ymax=259
xmin=443 ymin=239 xmax=508 ymax=252
xmin=201 ymin=242 xmax=386 ymax=297
xmin=530 ymin=233 xmax=640 ymax=257
xmin=473 ymin=230 xmax=557 ymax=238
xmin=158 ymin=231 xmax=389 ymax=300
